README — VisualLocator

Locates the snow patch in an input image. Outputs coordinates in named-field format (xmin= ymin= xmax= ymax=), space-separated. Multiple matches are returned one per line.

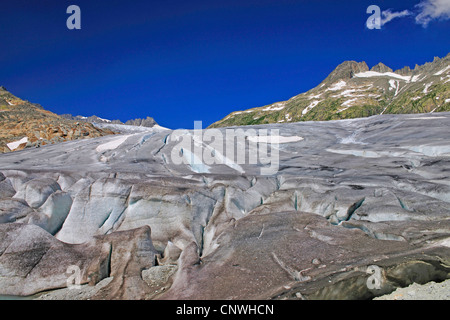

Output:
xmin=93 ymin=123 xmax=156 ymax=134
xmin=327 ymin=80 xmax=347 ymax=91
xmin=341 ymin=89 xmax=359 ymax=97
xmin=152 ymin=124 xmax=171 ymax=131
xmin=308 ymin=93 xmax=323 ymax=100
xmin=337 ymin=98 xmax=357 ymax=113
xmin=393 ymin=80 xmax=400 ymax=96
xmin=354 ymin=71 xmax=412 ymax=82
xmin=262 ymin=103 xmax=286 ymax=112
xmin=302 ymin=100 xmax=320 ymax=115
xmin=247 ymin=135 xmax=304 ymax=144
xmin=7 ymin=137 xmax=28 ymax=150
xmin=389 ymin=80 xmax=397 ymax=90
xmin=388 ymin=79 xmax=400 ymax=95
xmin=434 ymin=65 xmax=450 ymax=76
xmin=380 ymin=106 xmax=389 ymax=115
xmin=410 ymin=75 xmax=421 ymax=82
xmin=332 ymin=88 xmax=367 ymax=98
xmin=96 ymin=117 xmax=111 ymax=123
xmin=233 ymin=110 xmax=255 ymax=115
xmin=423 ymin=82 xmax=433 ymax=94
xmin=96 ymin=135 xmax=131 ymax=153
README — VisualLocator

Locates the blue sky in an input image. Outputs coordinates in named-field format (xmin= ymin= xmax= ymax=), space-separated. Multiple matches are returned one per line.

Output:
xmin=0 ymin=0 xmax=449 ymax=129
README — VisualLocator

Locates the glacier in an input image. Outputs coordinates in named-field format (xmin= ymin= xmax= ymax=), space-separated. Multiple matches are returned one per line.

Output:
xmin=0 ymin=113 xmax=449 ymax=299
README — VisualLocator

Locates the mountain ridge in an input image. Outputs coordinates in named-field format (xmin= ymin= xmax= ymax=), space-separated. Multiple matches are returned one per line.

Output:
xmin=0 ymin=88 xmax=163 ymax=153
xmin=209 ymin=53 xmax=450 ymax=128
xmin=0 ymin=88 xmax=118 ymax=153
xmin=60 ymin=114 xmax=158 ymax=128
xmin=0 ymin=86 xmax=121 ymax=153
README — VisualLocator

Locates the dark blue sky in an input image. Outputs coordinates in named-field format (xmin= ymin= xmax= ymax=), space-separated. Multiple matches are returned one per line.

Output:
xmin=1 ymin=0 xmax=449 ymax=129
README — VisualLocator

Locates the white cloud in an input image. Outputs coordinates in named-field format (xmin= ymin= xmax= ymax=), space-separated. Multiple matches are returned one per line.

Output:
xmin=415 ymin=0 xmax=450 ymax=26
xmin=381 ymin=9 xmax=412 ymax=26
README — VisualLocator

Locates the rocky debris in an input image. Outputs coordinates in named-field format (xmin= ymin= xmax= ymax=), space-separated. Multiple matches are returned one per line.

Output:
xmin=374 ymin=278 xmax=450 ymax=300
xmin=0 ymin=88 xmax=116 ymax=153
xmin=0 ymin=113 xmax=449 ymax=299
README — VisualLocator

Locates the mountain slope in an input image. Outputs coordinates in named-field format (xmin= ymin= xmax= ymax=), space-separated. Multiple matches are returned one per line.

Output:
xmin=0 ymin=87 xmax=116 ymax=153
xmin=209 ymin=53 xmax=450 ymax=128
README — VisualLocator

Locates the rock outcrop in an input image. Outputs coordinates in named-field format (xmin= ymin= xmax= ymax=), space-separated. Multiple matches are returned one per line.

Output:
xmin=371 ymin=62 xmax=394 ymax=73
xmin=0 ymin=87 xmax=116 ymax=153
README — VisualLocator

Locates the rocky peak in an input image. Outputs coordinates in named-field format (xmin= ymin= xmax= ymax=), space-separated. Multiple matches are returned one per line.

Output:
xmin=61 ymin=114 xmax=158 ymax=128
xmin=210 ymin=52 xmax=450 ymax=129
xmin=322 ymin=61 xmax=369 ymax=85
xmin=371 ymin=62 xmax=393 ymax=73
xmin=395 ymin=66 xmax=413 ymax=76
xmin=125 ymin=116 xmax=156 ymax=127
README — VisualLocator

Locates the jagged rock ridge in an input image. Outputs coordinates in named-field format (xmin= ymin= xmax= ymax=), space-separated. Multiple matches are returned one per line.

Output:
xmin=60 ymin=114 xmax=157 ymax=128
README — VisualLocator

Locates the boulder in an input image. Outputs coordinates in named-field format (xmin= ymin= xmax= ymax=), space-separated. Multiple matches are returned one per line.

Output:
xmin=0 ymin=224 xmax=157 ymax=298
xmin=13 ymin=178 xmax=61 ymax=209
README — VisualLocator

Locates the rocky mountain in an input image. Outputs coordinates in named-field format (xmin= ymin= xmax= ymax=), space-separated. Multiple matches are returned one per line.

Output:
xmin=209 ymin=53 xmax=450 ymax=128
xmin=61 ymin=114 xmax=157 ymax=128
xmin=0 ymin=87 xmax=116 ymax=153
xmin=0 ymin=112 xmax=449 ymax=299
xmin=60 ymin=114 xmax=124 ymax=125
xmin=124 ymin=116 xmax=157 ymax=127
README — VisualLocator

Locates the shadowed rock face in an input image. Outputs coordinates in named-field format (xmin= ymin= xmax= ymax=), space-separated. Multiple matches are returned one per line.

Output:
xmin=0 ymin=223 xmax=156 ymax=298
xmin=0 ymin=113 xmax=449 ymax=299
